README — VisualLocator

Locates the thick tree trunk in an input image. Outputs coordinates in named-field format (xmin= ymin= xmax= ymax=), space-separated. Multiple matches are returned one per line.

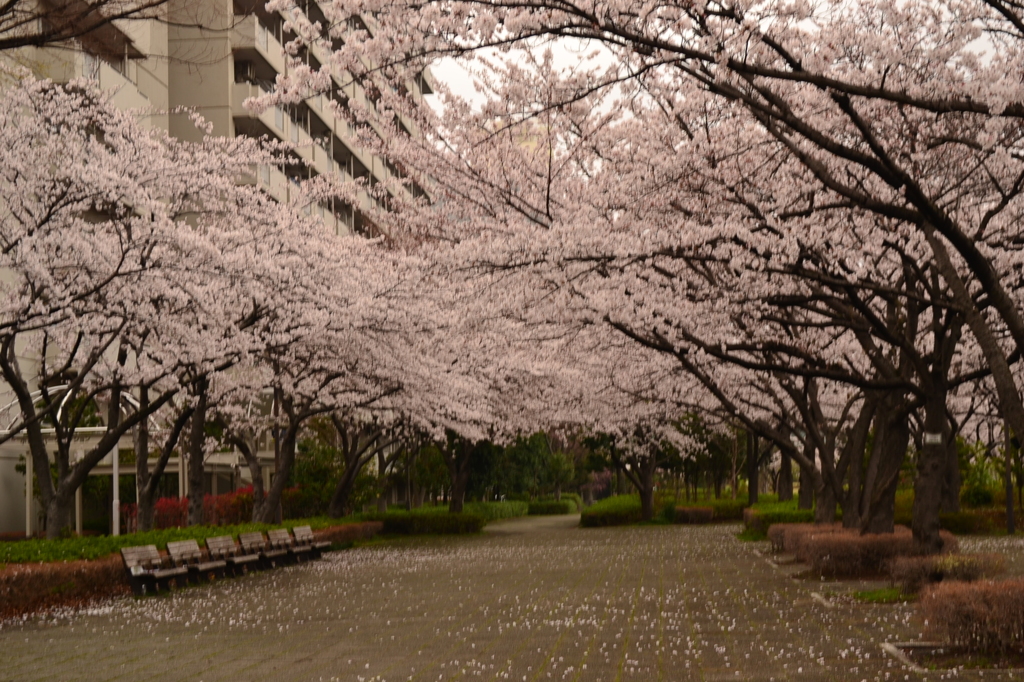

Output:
xmin=186 ymin=381 xmax=209 ymax=526
xmin=135 ymin=387 xmax=154 ymax=533
xmin=638 ymin=462 xmax=655 ymax=521
xmin=797 ymin=442 xmax=815 ymax=510
xmin=376 ymin=450 xmax=389 ymax=513
xmin=449 ymin=466 xmax=469 ymax=513
xmin=329 ymin=463 xmax=361 ymax=518
xmin=857 ymin=391 xmax=910 ymax=534
xmin=940 ymin=431 xmax=961 ymax=514
xmin=778 ymin=449 xmax=793 ymax=502
xmin=1006 ymin=426 xmax=1017 ymax=535
xmin=747 ymin=432 xmax=759 ymax=506
xmin=257 ymin=424 xmax=298 ymax=523
xmin=927 ymin=229 xmax=1024 ymax=527
xmin=444 ymin=438 xmax=472 ymax=513
xmin=798 ymin=469 xmax=815 ymax=509
xmin=44 ymin=497 xmax=72 ymax=538
xmin=814 ymin=477 xmax=836 ymax=524
xmin=913 ymin=391 xmax=949 ymax=552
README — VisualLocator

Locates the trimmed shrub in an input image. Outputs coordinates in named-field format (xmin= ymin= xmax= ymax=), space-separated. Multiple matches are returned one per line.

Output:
xmin=922 ymin=579 xmax=1024 ymax=654
xmin=890 ymin=553 xmax=1006 ymax=594
xmin=529 ymin=501 xmax=575 ymax=515
xmin=377 ymin=512 xmax=486 ymax=535
xmin=798 ymin=525 xmax=959 ymax=577
xmin=0 ymin=555 xmax=128 ymax=619
xmin=312 ymin=521 xmax=383 ymax=547
xmin=700 ymin=499 xmax=746 ymax=520
xmin=766 ymin=522 xmax=823 ymax=553
xmin=773 ymin=523 xmax=845 ymax=559
xmin=672 ymin=507 xmax=714 ymax=524
xmin=465 ymin=501 xmax=529 ymax=521
xmin=579 ymin=495 xmax=643 ymax=527
xmin=744 ymin=505 xmax=815 ymax=535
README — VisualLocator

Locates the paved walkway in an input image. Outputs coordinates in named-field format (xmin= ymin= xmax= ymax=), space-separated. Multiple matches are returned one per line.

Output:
xmin=2 ymin=517 xmax=1020 ymax=681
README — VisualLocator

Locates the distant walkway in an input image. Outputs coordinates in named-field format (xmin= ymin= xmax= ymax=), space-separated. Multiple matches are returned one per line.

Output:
xmin=3 ymin=518 xmax=1018 ymax=681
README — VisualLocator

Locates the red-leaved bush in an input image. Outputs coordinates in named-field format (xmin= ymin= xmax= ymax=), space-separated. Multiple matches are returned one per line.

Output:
xmin=890 ymin=553 xmax=1006 ymax=594
xmin=202 ymin=487 xmax=254 ymax=525
xmin=922 ymin=579 xmax=1024 ymax=654
xmin=154 ymin=497 xmax=188 ymax=528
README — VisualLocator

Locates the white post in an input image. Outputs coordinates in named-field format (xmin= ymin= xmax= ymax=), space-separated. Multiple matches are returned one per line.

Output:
xmin=112 ymin=450 xmax=120 ymax=536
xmin=25 ymin=453 xmax=32 ymax=538
xmin=75 ymin=486 xmax=83 ymax=536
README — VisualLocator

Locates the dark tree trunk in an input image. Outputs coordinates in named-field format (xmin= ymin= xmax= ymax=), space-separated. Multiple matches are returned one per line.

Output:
xmin=227 ymin=430 xmax=266 ymax=522
xmin=135 ymin=385 xmax=153 ymax=532
xmin=137 ymin=399 xmax=193 ymax=532
xmin=747 ymin=432 xmax=759 ymax=506
xmin=912 ymin=391 xmax=949 ymax=552
xmin=1006 ymin=425 xmax=1017 ymax=535
xmin=797 ymin=441 xmax=815 ymax=510
xmin=256 ymin=424 xmax=298 ymax=523
xmin=859 ymin=392 xmax=910 ymax=534
xmin=186 ymin=380 xmax=209 ymax=527
xmin=443 ymin=438 xmax=472 ymax=513
xmin=376 ymin=450 xmax=389 ymax=513
xmin=940 ymin=429 xmax=961 ymax=514
xmin=778 ymin=449 xmax=793 ymax=502
xmin=329 ymin=463 xmax=361 ymax=518
xmin=638 ymin=459 xmax=656 ymax=521
xmin=814 ymin=477 xmax=836 ymax=524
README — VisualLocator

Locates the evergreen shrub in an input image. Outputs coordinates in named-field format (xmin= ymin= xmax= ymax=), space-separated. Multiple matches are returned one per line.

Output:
xmin=580 ymin=495 xmax=643 ymax=527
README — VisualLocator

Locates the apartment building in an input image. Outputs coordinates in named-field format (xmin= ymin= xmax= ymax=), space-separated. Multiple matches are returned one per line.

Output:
xmin=0 ymin=0 xmax=430 ymax=534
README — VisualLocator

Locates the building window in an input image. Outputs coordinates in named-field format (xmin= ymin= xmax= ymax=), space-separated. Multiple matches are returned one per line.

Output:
xmin=257 ymin=23 xmax=268 ymax=51
xmin=260 ymin=165 xmax=271 ymax=185
xmin=274 ymin=107 xmax=284 ymax=130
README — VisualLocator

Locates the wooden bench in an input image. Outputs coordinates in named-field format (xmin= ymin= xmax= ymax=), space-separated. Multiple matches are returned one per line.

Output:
xmin=120 ymin=545 xmax=189 ymax=596
xmin=205 ymin=535 xmax=261 ymax=577
xmin=292 ymin=525 xmax=332 ymax=559
xmin=239 ymin=532 xmax=289 ymax=569
xmin=166 ymin=539 xmax=228 ymax=584
xmin=268 ymin=528 xmax=312 ymax=562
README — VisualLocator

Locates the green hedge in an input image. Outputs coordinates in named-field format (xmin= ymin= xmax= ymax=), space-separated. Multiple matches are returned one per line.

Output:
xmin=559 ymin=493 xmax=583 ymax=512
xmin=528 ymin=501 xmax=575 ymax=515
xmin=0 ymin=517 xmax=347 ymax=564
xmin=464 ymin=501 xmax=529 ymax=521
xmin=376 ymin=512 xmax=486 ymax=535
xmin=580 ymin=495 xmax=643 ymax=527
xmin=743 ymin=500 xmax=816 ymax=534
xmin=674 ymin=498 xmax=747 ymax=520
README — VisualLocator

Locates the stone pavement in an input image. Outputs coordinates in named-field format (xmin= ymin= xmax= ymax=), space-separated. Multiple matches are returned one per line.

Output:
xmin=2 ymin=516 xmax=1022 ymax=682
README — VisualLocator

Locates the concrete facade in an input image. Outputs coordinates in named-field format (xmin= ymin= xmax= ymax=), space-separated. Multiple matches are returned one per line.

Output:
xmin=0 ymin=1 xmax=425 ymax=534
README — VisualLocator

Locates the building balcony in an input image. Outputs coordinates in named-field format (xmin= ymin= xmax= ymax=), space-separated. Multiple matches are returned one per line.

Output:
xmin=232 ymin=15 xmax=286 ymax=75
